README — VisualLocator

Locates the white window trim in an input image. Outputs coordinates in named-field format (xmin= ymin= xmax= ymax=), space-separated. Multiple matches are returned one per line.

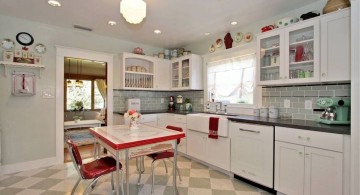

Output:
xmin=202 ymin=43 xmax=262 ymax=109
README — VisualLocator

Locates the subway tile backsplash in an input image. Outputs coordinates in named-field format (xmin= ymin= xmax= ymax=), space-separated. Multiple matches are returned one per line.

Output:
xmin=113 ymin=90 xmax=204 ymax=113
xmin=262 ymin=83 xmax=350 ymax=121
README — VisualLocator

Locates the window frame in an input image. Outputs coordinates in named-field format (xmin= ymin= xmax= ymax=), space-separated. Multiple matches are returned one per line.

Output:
xmin=202 ymin=43 xmax=261 ymax=109
xmin=64 ymin=74 xmax=106 ymax=111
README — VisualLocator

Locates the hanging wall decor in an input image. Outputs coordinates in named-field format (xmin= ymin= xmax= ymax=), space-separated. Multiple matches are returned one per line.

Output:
xmin=12 ymin=71 xmax=36 ymax=96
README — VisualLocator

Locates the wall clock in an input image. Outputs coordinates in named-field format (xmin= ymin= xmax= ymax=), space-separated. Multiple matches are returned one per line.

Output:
xmin=16 ymin=32 xmax=34 ymax=46
xmin=1 ymin=38 xmax=15 ymax=50
xmin=34 ymin=43 xmax=47 ymax=54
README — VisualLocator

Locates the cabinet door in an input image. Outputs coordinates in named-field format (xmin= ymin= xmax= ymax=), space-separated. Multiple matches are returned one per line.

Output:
xmin=187 ymin=130 xmax=205 ymax=161
xmin=206 ymin=137 xmax=230 ymax=171
xmin=257 ymin=29 xmax=284 ymax=85
xmin=304 ymin=147 xmax=343 ymax=195
xmin=320 ymin=9 xmax=350 ymax=82
xmin=230 ymin=122 xmax=274 ymax=188
xmin=157 ymin=114 xmax=168 ymax=127
xmin=285 ymin=19 xmax=320 ymax=84
xmin=275 ymin=141 xmax=305 ymax=195
xmin=155 ymin=59 xmax=170 ymax=90
xmin=171 ymin=61 xmax=180 ymax=88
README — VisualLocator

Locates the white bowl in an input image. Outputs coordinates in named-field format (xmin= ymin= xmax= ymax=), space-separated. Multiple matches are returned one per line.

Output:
xmin=276 ymin=17 xmax=299 ymax=28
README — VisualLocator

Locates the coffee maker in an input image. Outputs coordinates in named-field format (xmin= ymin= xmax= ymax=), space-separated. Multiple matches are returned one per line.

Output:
xmin=168 ymin=96 xmax=175 ymax=111
xmin=316 ymin=98 xmax=350 ymax=125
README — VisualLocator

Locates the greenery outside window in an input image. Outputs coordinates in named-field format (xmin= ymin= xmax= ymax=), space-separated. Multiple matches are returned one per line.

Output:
xmin=66 ymin=79 xmax=105 ymax=111
xmin=207 ymin=53 xmax=256 ymax=106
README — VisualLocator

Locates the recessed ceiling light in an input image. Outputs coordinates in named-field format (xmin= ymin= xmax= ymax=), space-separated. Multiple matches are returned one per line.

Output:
xmin=154 ymin=29 xmax=162 ymax=34
xmin=48 ymin=0 xmax=61 ymax=7
xmin=204 ymin=32 xmax=211 ymax=36
xmin=108 ymin=21 xmax=117 ymax=26
xmin=231 ymin=21 xmax=237 ymax=25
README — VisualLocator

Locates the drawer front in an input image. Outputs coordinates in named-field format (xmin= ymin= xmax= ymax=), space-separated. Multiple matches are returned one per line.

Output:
xmin=173 ymin=114 xmax=187 ymax=124
xmin=275 ymin=127 xmax=343 ymax=152
xmin=140 ymin=114 xmax=157 ymax=123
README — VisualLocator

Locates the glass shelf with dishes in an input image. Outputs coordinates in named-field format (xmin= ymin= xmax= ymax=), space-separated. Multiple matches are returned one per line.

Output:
xmin=257 ymin=18 xmax=320 ymax=85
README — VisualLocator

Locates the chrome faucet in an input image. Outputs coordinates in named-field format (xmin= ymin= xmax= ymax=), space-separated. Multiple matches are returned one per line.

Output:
xmin=215 ymin=102 xmax=228 ymax=114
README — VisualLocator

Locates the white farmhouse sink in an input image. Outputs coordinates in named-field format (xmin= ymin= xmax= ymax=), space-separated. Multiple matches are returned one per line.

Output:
xmin=187 ymin=113 xmax=229 ymax=137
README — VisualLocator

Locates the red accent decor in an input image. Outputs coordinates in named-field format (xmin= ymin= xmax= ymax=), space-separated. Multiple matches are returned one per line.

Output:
xmin=295 ymin=45 xmax=304 ymax=62
xmin=208 ymin=117 xmax=219 ymax=139
xmin=22 ymin=74 xmax=26 ymax=90
xmin=22 ymin=46 xmax=28 ymax=51
xmin=224 ymin=32 xmax=233 ymax=49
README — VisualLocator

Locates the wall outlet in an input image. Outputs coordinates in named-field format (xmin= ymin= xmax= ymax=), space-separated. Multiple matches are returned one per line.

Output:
xmin=305 ymin=100 xmax=313 ymax=110
xmin=160 ymin=98 xmax=164 ymax=103
xmin=284 ymin=99 xmax=291 ymax=108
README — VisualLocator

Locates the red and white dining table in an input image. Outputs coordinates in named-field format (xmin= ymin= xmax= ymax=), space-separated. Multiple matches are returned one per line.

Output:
xmin=89 ymin=124 xmax=185 ymax=195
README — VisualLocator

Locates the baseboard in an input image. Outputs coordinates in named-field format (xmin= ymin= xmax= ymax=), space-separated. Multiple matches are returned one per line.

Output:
xmin=0 ymin=157 xmax=57 ymax=175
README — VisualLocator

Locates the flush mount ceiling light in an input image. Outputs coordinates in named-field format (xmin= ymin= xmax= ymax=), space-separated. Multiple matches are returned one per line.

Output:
xmin=204 ymin=32 xmax=211 ymax=36
xmin=154 ymin=29 xmax=161 ymax=34
xmin=108 ymin=21 xmax=117 ymax=26
xmin=120 ymin=0 xmax=146 ymax=24
xmin=231 ymin=21 xmax=237 ymax=25
xmin=48 ymin=0 xmax=61 ymax=7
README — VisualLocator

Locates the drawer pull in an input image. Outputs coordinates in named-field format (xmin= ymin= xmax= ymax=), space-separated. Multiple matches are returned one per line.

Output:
xmin=306 ymin=137 xmax=311 ymax=141
xmin=298 ymin=136 xmax=303 ymax=139
xmin=239 ymin=128 xmax=260 ymax=134
xmin=305 ymin=153 xmax=311 ymax=158
xmin=299 ymin=151 xmax=303 ymax=155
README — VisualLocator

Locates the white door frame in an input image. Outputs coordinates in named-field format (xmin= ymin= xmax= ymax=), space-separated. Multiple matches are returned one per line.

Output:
xmin=55 ymin=46 xmax=114 ymax=163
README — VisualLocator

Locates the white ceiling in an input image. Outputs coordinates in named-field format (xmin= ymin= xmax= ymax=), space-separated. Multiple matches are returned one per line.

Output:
xmin=0 ymin=0 xmax=320 ymax=48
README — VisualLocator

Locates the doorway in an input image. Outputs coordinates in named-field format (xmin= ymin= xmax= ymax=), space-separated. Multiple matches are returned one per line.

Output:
xmin=63 ymin=57 xmax=107 ymax=162
xmin=55 ymin=46 xmax=114 ymax=164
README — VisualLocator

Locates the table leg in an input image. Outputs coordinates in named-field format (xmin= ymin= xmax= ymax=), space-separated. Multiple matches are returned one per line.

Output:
xmin=93 ymin=140 xmax=97 ymax=159
xmin=173 ymin=140 xmax=178 ymax=195
xmin=116 ymin=151 xmax=120 ymax=195
xmin=126 ymin=149 xmax=129 ymax=195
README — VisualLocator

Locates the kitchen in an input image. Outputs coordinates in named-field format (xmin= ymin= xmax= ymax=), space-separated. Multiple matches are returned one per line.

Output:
xmin=0 ymin=0 xmax=359 ymax=195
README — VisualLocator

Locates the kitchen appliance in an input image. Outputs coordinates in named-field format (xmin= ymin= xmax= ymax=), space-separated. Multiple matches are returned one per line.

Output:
xmin=260 ymin=107 xmax=269 ymax=117
xmin=316 ymin=97 xmax=350 ymax=125
xmin=127 ymin=98 xmax=141 ymax=111
xmin=168 ymin=96 xmax=175 ymax=111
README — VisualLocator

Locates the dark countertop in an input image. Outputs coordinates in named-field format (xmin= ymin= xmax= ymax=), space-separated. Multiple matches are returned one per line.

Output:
xmin=114 ymin=110 xmax=198 ymax=115
xmin=113 ymin=111 xmax=350 ymax=135
xmin=227 ymin=115 xmax=350 ymax=135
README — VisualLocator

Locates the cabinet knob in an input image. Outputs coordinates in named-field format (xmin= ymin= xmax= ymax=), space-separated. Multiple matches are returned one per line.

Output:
xmin=279 ymin=76 xmax=283 ymax=79
xmin=322 ymin=73 xmax=327 ymax=77
xmin=305 ymin=153 xmax=311 ymax=158
xmin=299 ymin=151 xmax=303 ymax=155
xmin=306 ymin=137 xmax=311 ymax=141
xmin=298 ymin=136 xmax=302 ymax=139
xmin=284 ymin=76 xmax=288 ymax=79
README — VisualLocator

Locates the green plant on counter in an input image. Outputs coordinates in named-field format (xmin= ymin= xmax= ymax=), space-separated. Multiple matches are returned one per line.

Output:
xmin=185 ymin=98 xmax=191 ymax=103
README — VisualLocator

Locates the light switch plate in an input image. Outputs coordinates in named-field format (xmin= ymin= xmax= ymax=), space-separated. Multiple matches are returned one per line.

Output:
xmin=284 ymin=99 xmax=291 ymax=108
xmin=200 ymin=98 xmax=204 ymax=104
xmin=305 ymin=100 xmax=312 ymax=110
xmin=42 ymin=88 xmax=54 ymax=98
xmin=160 ymin=98 xmax=164 ymax=103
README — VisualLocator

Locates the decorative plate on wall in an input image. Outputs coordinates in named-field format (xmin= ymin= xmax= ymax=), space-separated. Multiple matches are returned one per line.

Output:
xmin=244 ymin=32 xmax=253 ymax=42
xmin=234 ymin=32 xmax=243 ymax=42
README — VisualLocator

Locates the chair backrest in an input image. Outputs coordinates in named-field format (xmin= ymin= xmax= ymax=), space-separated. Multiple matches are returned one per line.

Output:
xmin=166 ymin=125 xmax=183 ymax=144
xmin=66 ymin=138 xmax=83 ymax=166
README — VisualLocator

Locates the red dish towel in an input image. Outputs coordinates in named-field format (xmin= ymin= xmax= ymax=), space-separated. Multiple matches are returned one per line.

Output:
xmin=208 ymin=117 xmax=219 ymax=139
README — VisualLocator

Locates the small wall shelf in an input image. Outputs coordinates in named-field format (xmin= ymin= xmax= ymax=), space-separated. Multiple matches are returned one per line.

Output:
xmin=0 ymin=61 xmax=45 ymax=78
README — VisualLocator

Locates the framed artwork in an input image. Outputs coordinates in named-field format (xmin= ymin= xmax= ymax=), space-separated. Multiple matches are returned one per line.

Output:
xmin=22 ymin=50 xmax=28 ymax=58
xmin=34 ymin=56 xmax=42 ymax=64
xmin=14 ymin=49 xmax=21 ymax=57
xmin=3 ymin=51 xmax=14 ymax=62
xmin=28 ymin=52 xmax=34 ymax=59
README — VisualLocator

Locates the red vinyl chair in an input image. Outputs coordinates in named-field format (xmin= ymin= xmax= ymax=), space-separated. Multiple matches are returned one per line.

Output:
xmin=66 ymin=138 xmax=124 ymax=195
xmin=147 ymin=125 xmax=183 ymax=194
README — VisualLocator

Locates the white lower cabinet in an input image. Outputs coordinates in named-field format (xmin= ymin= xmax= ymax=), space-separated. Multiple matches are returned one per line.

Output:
xmin=229 ymin=122 xmax=274 ymax=188
xmin=157 ymin=113 xmax=187 ymax=154
xmin=187 ymin=129 xmax=230 ymax=171
xmin=275 ymin=127 xmax=344 ymax=195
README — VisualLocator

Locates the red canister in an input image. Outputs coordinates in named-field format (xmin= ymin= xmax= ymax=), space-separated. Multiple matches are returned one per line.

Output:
xmin=295 ymin=45 xmax=304 ymax=62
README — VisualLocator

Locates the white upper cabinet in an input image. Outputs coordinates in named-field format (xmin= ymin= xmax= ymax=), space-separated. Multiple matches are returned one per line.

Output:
xmin=154 ymin=58 xmax=171 ymax=90
xmin=171 ymin=54 xmax=203 ymax=90
xmin=257 ymin=19 xmax=320 ymax=86
xmin=119 ymin=52 xmax=155 ymax=90
xmin=320 ymin=9 xmax=350 ymax=82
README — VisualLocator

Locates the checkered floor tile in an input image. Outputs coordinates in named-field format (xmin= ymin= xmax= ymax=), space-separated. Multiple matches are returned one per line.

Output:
xmin=0 ymin=155 xmax=272 ymax=195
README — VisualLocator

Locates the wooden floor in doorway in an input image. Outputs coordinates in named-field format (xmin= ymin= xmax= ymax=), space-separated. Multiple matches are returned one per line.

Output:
xmin=64 ymin=144 xmax=94 ymax=163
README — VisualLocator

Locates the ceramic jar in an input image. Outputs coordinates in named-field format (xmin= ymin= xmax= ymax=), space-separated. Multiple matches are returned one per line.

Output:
xmin=260 ymin=107 xmax=269 ymax=117
xmin=269 ymin=107 xmax=279 ymax=118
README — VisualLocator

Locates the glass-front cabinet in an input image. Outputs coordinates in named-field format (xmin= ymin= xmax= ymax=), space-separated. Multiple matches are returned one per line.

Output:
xmin=257 ymin=19 xmax=319 ymax=85
xmin=171 ymin=54 xmax=203 ymax=90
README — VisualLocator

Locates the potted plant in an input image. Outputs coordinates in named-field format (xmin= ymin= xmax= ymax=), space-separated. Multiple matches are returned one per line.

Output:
xmin=73 ymin=115 xmax=82 ymax=123
xmin=74 ymin=101 xmax=84 ymax=111
xmin=185 ymin=98 xmax=192 ymax=111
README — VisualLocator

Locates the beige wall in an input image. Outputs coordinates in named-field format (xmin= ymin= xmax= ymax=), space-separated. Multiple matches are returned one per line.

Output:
xmin=0 ymin=14 xmax=163 ymax=165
